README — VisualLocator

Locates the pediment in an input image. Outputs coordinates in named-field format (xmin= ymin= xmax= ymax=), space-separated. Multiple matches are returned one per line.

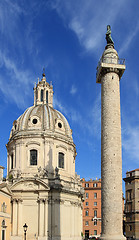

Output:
xmin=0 ymin=183 xmax=12 ymax=196
xmin=10 ymin=178 xmax=50 ymax=192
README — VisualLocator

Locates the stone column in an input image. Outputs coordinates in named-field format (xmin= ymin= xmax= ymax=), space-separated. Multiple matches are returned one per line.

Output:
xmin=96 ymin=44 xmax=125 ymax=240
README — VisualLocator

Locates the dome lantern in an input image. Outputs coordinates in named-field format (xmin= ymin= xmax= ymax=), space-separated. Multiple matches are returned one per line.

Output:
xmin=34 ymin=72 xmax=53 ymax=107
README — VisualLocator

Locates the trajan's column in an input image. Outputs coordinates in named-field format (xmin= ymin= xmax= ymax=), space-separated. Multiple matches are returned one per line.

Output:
xmin=96 ymin=25 xmax=126 ymax=240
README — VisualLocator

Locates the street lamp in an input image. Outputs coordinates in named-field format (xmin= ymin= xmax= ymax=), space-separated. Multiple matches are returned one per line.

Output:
xmin=23 ymin=223 xmax=28 ymax=240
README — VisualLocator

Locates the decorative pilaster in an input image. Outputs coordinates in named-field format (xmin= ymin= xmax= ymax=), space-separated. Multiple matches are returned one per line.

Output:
xmin=17 ymin=199 xmax=23 ymax=236
xmin=12 ymin=199 xmax=18 ymax=236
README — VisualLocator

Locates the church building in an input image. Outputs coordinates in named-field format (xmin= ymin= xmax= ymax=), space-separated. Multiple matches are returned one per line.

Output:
xmin=6 ymin=73 xmax=84 ymax=240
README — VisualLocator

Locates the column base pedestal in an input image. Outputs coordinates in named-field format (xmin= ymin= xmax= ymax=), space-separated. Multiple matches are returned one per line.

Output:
xmin=100 ymin=234 xmax=126 ymax=240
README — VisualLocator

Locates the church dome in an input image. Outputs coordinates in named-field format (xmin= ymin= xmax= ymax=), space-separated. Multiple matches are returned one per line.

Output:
xmin=10 ymin=104 xmax=72 ymax=139
xmin=9 ymin=74 xmax=73 ymax=141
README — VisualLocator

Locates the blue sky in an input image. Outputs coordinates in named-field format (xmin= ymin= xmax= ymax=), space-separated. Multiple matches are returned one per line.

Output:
xmin=0 ymin=0 xmax=139 ymax=188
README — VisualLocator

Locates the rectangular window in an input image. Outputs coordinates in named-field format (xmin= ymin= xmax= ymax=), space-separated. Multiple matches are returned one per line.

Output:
xmin=58 ymin=152 xmax=64 ymax=169
xmin=94 ymin=210 xmax=97 ymax=217
xmin=94 ymin=193 xmax=97 ymax=199
xmin=94 ymin=220 xmax=97 ymax=226
xmin=46 ymin=90 xmax=48 ymax=104
xmin=93 ymin=183 xmax=97 ymax=187
xmin=85 ymin=221 xmax=89 ymax=226
xmin=41 ymin=89 xmax=43 ymax=101
xmin=86 ymin=193 xmax=89 ymax=199
xmin=85 ymin=183 xmax=89 ymax=187
xmin=30 ymin=149 xmax=37 ymax=165
xmin=94 ymin=230 xmax=97 ymax=235
xmin=85 ymin=210 xmax=89 ymax=216
xmin=11 ymin=154 xmax=13 ymax=169
xmin=94 ymin=202 xmax=97 ymax=206
xmin=86 ymin=202 xmax=89 ymax=206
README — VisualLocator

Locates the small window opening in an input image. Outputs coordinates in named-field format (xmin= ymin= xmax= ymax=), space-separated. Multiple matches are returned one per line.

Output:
xmin=32 ymin=118 xmax=38 ymax=124
xmin=41 ymin=89 xmax=43 ymax=101
xmin=94 ymin=193 xmax=97 ymax=199
xmin=11 ymin=154 xmax=13 ymax=169
xmin=58 ymin=122 xmax=62 ymax=128
xmin=86 ymin=193 xmax=89 ymax=199
xmin=85 ymin=221 xmax=89 ymax=226
xmin=94 ymin=210 xmax=97 ymax=217
xmin=85 ymin=210 xmax=89 ymax=216
xmin=30 ymin=150 xmax=37 ymax=165
xmin=94 ymin=220 xmax=97 ymax=226
xmin=85 ymin=183 xmax=89 ymax=187
xmin=58 ymin=152 xmax=64 ymax=169
xmin=46 ymin=90 xmax=48 ymax=104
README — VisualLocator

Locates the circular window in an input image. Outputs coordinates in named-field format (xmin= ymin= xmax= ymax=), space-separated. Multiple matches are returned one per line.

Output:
xmin=58 ymin=122 xmax=62 ymax=128
xmin=32 ymin=118 xmax=38 ymax=124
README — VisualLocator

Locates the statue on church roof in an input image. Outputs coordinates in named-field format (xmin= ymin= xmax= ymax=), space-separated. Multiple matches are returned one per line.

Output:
xmin=106 ymin=25 xmax=114 ymax=45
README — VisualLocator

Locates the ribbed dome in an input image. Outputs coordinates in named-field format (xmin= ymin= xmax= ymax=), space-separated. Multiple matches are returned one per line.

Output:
xmin=10 ymin=104 xmax=72 ymax=140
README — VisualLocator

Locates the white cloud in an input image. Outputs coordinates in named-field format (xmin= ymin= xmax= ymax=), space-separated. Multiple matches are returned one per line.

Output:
xmin=119 ymin=22 xmax=139 ymax=55
xmin=51 ymin=0 xmax=126 ymax=53
xmin=70 ymin=85 xmax=77 ymax=95
xmin=122 ymin=125 xmax=139 ymax=164
xmin=88 ymin=93 xmax=101 ymax=138
xmin=0 ymin=51 xmax=34 ymax=109
xmin=53 ymin=95 xmax=68 ymax=116
xmin=54 ymin=91 xmax=101 ymax=139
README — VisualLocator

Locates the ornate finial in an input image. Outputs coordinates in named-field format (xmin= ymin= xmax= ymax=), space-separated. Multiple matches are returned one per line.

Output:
xmin=42 ymin=68 xmax=45 ymax=77
xmin=38 ymin=77 xmax=39 ymax=83
xmin=106 ymin=25 xmax=114 ymax=47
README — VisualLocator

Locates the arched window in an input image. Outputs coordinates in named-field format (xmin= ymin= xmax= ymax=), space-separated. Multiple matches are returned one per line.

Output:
xmin=41 ymin=89 xmax=43 ymax=101
xmin=30 ymin=150 xmax=37 ymax=165
xmin=46 ymin=90 xmax=48 ymax=104
xmin=58 ymin=152 xmax=64 ymax=169
xmin=11 ymin=154 xmax=13 ymax=169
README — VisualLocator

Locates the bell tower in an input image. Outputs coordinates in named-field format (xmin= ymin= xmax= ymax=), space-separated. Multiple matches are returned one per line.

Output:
xmin=96 ymin=26 xmax=126 ymax=240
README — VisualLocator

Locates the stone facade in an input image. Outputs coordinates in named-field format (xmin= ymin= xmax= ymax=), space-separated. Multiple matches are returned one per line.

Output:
xmin=96 ymin=44 xmax=126 ymax=240
xmin=123 ymin=169 xmax=139 ymax=240
xmin=6 ymin=73 xmax=84 ymax=240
